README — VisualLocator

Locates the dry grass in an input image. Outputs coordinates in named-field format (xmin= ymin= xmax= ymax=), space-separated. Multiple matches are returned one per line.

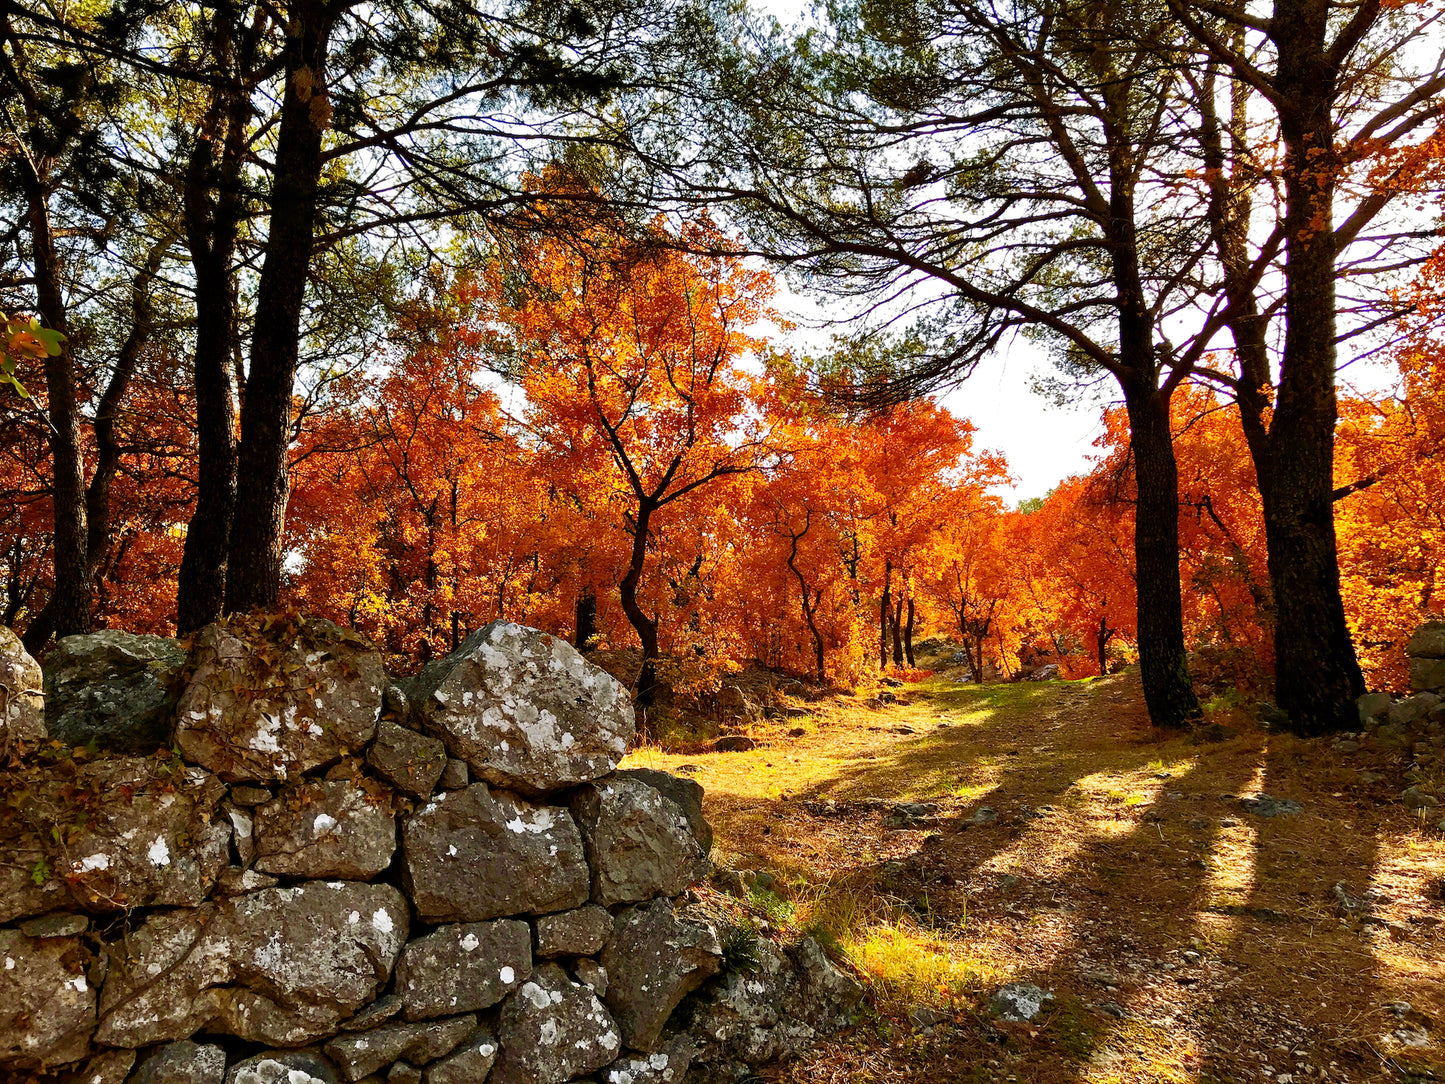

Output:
xmin=623 ymin=670 xmax=1445 ymax=1083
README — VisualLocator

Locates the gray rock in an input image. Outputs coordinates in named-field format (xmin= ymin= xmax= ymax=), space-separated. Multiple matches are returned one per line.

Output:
xmin=535 ymin=904 xmax=614 ymax=958
xmin=40 ymin=757 xmax=230 ymax=912
xmin=572 ymin=958 xmax=608 ymax=996
xmin=217 ymin=867 xmax=279 ymax=895
xmin=80 ymin=1048 xmax=137 ymax=1084
xmin=1402 ymin=786 xmax=1440 ymax=810
xmin=97 ymin=881 xmax=408 ymax=1047
xmin=388 ymin=1064 xmax=421 ymax=1084
xmin=395 ymin=919 xmax=532 ymax=1020
xmin=970 ymin=807 xmax=998 ymax=826
xmin=1411 ymin=656 xmax=1445 ymax=694
xmin=1026 ymin=663 xmax=1060 ymax=682
xmin=129 ymin=1040 xmax=228 ymax=1084
xmin=229 ymin=785 xmax=273 ymax=807
xmin=1408 ymin=621 xmax=1445 ymax=659
xmin=491 ymin=963 xmax=622 ymax=1084
xmin=342 ymin=995 xmax=405 ymax=1032
xmin=711 ymin=735 xmax=755 ymax=753
xmin=253 ymin=779 xmax=397 ymax=880
xmin=1389 ymin=693 xmax=1441 ymax=728
xmin=17 ymin=911 xmax=87 ymax=938
xmin=224 ymin=1053 xmax=341 ymax=1084
xmin=0 ymin=625 xmax=45 ymax=754
xmin=0 ymin=844 xmax=69 ymax=923
xmin=601 ymin=1035 xmax=696 ymax=1084
xmin=438 ymin=758 xmax=468 ymax=790
xmin=44 ymin=630 xmax=186 ymax=754
xmin=1238 ymin=794 xmax=1303 ymax=818
xmin=0 ymin=928 xmax=95 ymax=1069
xmin=423 ymin=1028 xmax=498 ymax=1084
xmin=174 ymin=617 xmax=385 ymax=783
xmin=908 ymin=1005 xmax=949 ymax=1028
xmin=367 ymin=720 xmax=447 ymax=799
xmin=225 ymin=802 xmax=255 ymax=865
xmin=601 ymin=899 xmax=722 ymax=1052
xmin=615 ymin=768 xmax=712 ymax=855
xmin=1357 ymin=692 xmax=1392 ymax=724
xmin=325 ymin=1015 xmax=475 ymax=1080
xmin=401 ymin=782 xmax=589 ymax=922
xmin=990 ymin=982 xmax=1050 ymax=1023
xmin=411 ymin=621 xmax=634 ymax=795
xmin=572 ymin=778 xmax=710 ymax=907
xmin=789 ymin=936 xmax=862 ymax=1032
xmin=685 ymin=938 xmax=812 ymax=1068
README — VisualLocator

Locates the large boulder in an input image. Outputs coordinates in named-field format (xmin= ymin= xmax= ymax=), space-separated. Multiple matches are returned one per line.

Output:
xmin=401 ymin=782 xmax=589 ymax=922
xmin=43 ymin=630 xmax=186 ymax=754
xmin=9 ymin=757 xmax=229 ymax=913
xmin=252 ymin=779 xmax=397 ymax=880
xmin=174 ymin=616 xmax=385 ymax=782
xmin=600 ymin=900 xmax=722 ymax=1053
xmin=571 ymin=778 xmax=710 ymax=906
xmin=96 ymin=881 xmax=408 ymax=1047
xmin=0 ymin=928 xmax=95 ymax=1069
xmin=394 ymin=919 xmax=532 ymax=1020
xmin=490 ymin=963 xmax=622 ymax=1084
xmin=411 ymin=621 xmax=634 ymax=795
xmin=0 ymin=625 xmax=45 ymax=754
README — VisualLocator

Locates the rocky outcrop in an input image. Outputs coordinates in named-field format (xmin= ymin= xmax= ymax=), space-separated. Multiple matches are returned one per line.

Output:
xmin=0 ymin=616 xmax=857 ymax=1083
xmin=0 ymin=625 xmax=45 ymax=754
xmin=44 ymin=630 xmax=186 ymax=754
xmin=410 ymin=621 xmax=634 ymax=794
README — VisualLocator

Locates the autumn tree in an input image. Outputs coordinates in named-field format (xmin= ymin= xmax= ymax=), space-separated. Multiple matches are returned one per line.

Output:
xmin=479 ymin=215 xmax=778 ymax=710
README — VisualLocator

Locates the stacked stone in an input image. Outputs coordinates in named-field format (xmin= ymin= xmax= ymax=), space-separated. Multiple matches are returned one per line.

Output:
xmin=0 ymin=618 xmax=860 ymax=1084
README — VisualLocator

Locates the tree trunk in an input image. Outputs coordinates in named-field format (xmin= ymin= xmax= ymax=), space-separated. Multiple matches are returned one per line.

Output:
xmin=891 ymin=595 xmax=905 ymax=667
xmin=879 ymin=561 xmax=891 ymax=670
xmin=87 ymin=240 xmax=167 ymax=586
xmin=1122 ymin=373 xmax=1200 ymax=727
xmin=574 ymin=588 xmax=597 ymax=652
xmin=1260 ymin=0 xmax=1365 ymax=733
xmin=619 ymin=500 xmax=662 ymax=712
xmin=1097 ymin=615 xmax=1110 ymax=676
xmin=225 ymin=0 xmax=336 ymax=613
xmin=21 ymin=190 xmax=89 ymax=651
xmin=178 ymin=24 xmax=250 ymax=632
xmin=903 ymin=595 xmax=915 ymax=667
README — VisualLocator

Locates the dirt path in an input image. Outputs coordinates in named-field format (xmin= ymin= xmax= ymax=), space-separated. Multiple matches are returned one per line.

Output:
xmin=624 ymin=672 xmax=1445 ymax=1083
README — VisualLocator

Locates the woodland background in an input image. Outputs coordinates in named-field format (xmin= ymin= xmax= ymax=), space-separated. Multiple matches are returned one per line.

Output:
xmin=2 ymin=0 xmax=1443 ymax=725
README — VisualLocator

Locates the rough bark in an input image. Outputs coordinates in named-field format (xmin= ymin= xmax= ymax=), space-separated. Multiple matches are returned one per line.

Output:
xmin=619 ymin=500 xmax=661 ymax=712
xmin=225 ymin=0 xmax=337 ymax=613
xmin=178 ymin=10 xmax=252 ymax=632
xmin=575 ymin=588 xmax=598 ymax=652
xmin=1261 ymin=0 xmax=1366 ymax=732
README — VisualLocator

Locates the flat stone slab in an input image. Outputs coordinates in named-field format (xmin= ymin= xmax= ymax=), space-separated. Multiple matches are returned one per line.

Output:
xmin=0 ymin=928 xmax=95 ymax=1069
xmin=253 ymin=778 xmax=397 ymax=880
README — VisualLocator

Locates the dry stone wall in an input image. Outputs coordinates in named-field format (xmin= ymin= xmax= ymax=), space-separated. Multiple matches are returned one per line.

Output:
xmin=0 ymin=617 xmax=860 ymax=1084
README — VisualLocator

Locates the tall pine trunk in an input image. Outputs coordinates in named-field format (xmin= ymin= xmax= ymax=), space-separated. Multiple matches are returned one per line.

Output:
xmin=1263 ymin=0 xmax=1365 ymax=731
xmin=226 ymin=0 xmax=336 ymax=613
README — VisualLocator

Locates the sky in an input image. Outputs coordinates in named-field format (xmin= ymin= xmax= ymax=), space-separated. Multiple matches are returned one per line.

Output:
xmin=751 ymin=0 xmax=1109 ymax=504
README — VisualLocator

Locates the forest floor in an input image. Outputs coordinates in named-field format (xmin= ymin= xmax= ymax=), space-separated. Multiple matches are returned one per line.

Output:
xmin=622 ymin=669 xmax=1445 ymax=1084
